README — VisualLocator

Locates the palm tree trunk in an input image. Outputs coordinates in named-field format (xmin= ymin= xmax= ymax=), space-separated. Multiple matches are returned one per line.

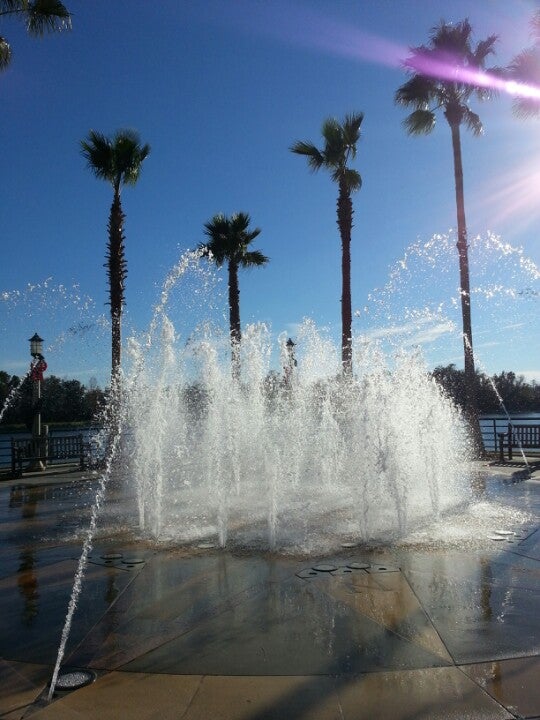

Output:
xmin=337 ymin=179 xmax=353 ymax=376
xmin=228 ymin=260 xmax=241 ymax=381
xmin=449 ymin=122 xmax=483 ymax=455
xmin=107 ymin=189 xmax=126 ymax=382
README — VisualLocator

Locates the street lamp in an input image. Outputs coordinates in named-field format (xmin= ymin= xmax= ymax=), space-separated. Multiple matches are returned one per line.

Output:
xmin=29 ymin=333 xmax=44 ymax=358
xmin=284 ymin=337 xmax=297 ymax=386
xmin=28 ymin=333 xmax=46 ymax=471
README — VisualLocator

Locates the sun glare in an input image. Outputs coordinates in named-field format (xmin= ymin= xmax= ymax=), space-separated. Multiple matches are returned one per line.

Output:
xmin=222 ymin=2 xmax=540 ymax=104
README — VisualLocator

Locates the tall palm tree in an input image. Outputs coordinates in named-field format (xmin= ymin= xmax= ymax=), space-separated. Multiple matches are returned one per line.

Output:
xmin=0 ymin=0 xmax=71 ymax=71
xmin=81 ymin=129 xmax=150 ymax=382
xmin=291 ymin=113 xmax=363 ymax=376
xmin=199 ymin=212 xmax=268 ymax=380
xmin=508 ymin=10 xmax=540 ymax=118
xmin=395 ymin=19 xmax=497 ymax=454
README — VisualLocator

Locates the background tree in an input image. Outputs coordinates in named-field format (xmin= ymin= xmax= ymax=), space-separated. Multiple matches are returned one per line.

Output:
xmin=199 ymin=212 xmax=268 ymax=380
xmin=291 ymin=112 xmax=363 ymax=376
xmin=508 ymin=10 xmax=540 ymax=118
xmin=81 ymin=129 xmax=150 ymax=382
xmin=395 ymin=19 xmax=498 ymax=454
xmin=0 ymin=0 xmax=71 ymax=71
xmin=432 ymin=364 xmax=540 ymax=414
xmin=0 ymin=372 xmax=106 ymax=426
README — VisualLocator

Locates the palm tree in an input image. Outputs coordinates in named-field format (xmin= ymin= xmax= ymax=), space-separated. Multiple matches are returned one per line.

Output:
xmin=81 ymin=129 xmax=150 ymax=382
xmin=508 ymin=10 xmax=540 ymax=118
xmin=199 ymin=212 xmax=268 ymax=380
xmin=395 ymin=19 xmax=497 ymax=454
xmin=291 ymin=113 xmax=363 ymax=376
xmin=0 ymin=0 xmax=71 ymax=71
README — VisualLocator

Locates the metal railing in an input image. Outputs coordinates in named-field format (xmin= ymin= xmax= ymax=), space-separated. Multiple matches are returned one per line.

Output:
xmin=11 ymin=434 xmax=86 ymax=477
xmin=0 ymin=427 xmax=103 ymax=470
xmin=480 ymin=415 xmax=540 ymax=454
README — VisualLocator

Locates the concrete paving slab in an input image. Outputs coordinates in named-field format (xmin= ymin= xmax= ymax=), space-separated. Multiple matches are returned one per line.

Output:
xmin=28 ymin=672 xmax=202 ymax=720
xmin=461 ymin=656 xmax=540 ymax=719
xmin=0 ymin=659 xmax=49 ymax=718
xmin=311 ymin=567 xmax=453 ymax=663
xmin=335 ymin=666 xmax=513 ymax=719
xmin=25 ymin=669 xmax=515 ymax=720
xmin=0 ymin=468 xmax=538 ymax=718
xmin=396 ymin=548 xmax=540 ymax=664
xmin=123 ymin=573 xmax=450 ymax=676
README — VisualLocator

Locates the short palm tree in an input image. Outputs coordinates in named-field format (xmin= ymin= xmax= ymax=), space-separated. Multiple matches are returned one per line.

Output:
xmin=199 ymin=212 xmax=268 ymax=380
xmin=0 ymin=0 xmax=71 ymax=71
xmin=81 ymin=129 xmax=150 ymax=382
xmin=291 ymin=112 xmax=363 ymax=376
xmin=508 ymin=10 xmax=540 ymax=118
xmin=395 ymin=19 xmax=497 ymax=454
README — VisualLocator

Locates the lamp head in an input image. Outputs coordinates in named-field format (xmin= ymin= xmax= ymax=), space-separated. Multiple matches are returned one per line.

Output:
xmin=29 ymin=333 xmax=44 ymax=358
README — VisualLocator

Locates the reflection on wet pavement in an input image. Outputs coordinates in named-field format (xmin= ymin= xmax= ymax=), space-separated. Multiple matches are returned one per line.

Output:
xmin=0 ymin=471 xmax=538 ymax=719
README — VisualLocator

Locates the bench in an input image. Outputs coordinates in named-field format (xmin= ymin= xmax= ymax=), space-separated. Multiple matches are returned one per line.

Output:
xmin=11 ymin=435 xmax=86 ymax=478
xmin=498 ymin=423 xmax=540 ymax=462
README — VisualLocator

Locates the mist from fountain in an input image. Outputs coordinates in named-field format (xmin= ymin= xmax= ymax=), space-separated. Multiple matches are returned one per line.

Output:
xmin=122 ymin=275 xmax=471 ymax=554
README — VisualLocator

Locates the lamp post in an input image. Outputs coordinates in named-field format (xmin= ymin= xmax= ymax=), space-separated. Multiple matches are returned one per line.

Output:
xmin=28 ymin=333 xmax=46 ymax=471
xmin=284 ymin=337 xmax=297 ymax=387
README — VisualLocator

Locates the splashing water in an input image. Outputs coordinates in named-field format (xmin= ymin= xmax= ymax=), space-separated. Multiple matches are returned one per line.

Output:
xmin=361 ymin=231 xmax=540 ymax=363
xmin=47 ymin=252 xmax=217 ymax=699
xmin=116 ymin=249 xmax=473 ymax=554
xmin=0 ymin=278 xmax=106 ymax=382
xmin=47 ymin=388 xmax=124 ymax=701
xmin=469 ymin=338 xmax=532 ymax=474
xmin=0 ymin=372 xmax=28 ymax=423
xmin=124 ymin=323 xmax=470 ymax=553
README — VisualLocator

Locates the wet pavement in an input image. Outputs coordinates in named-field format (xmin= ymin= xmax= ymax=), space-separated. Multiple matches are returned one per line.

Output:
xmin=0 ymin=464 xmax=539 ymax=719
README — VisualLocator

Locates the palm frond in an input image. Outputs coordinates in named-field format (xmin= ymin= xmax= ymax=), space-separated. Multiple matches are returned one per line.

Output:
xmin=472 ymin=35 xmax=498 ymax=66
xmin=395 ymin=74 xmax=437 ymax=107
xmin=397 ymin=19 xmax=498 ymax=136
xmin=290 ymin=140 xmax=324 ymax=172
xmin=321 ymin=117 xmax=342 ymax=145
xmin=508 ymin=45 xmax=540 ymax=118
xmin=240 ymin=249 xmax=269 ymax=268
xmin=508 ymin=47 xmax=540 ymax=85
xmin=530 ymin=10 xmax=540 ymax=42
xmin=334 ymin=167 xmax=361 ymax=193
xmin=26 ymin=0 xmax=71 ymax=35
xmin=462 ymin=108 xmax=483 ymax=135
xmin=321 ymin=118 xmax=348 ymax=166
xmin=293 ymin=113 xmax=362 ymax=193
xmin=230 ymin=211 xmax=252 ymax=235
xmin=403 ymin=108 xmax=436 ymax=135
xmin=81 ymin=129 xmax=150 ymax=188
xmin=513 ymin=95 xmax=540 ymax=119
xmin=80 ymin=131 xmax=114 ymax=182
xmin=202 ymin=212 xmax=265 ymax=269
xmin=0 ymin=1 xmax=26 ymax=13
xmin=112 ymin=129 xmax=150 ymax=185
xmin=0 ymin=36 xmax=11 ymax=69
xmin=197 ymin=241 xmax=225 ymax=266
xmin=430 ymin=19 xmax=472 ymax=54
xmin=342 ymin=112 xmax=363 ymax=149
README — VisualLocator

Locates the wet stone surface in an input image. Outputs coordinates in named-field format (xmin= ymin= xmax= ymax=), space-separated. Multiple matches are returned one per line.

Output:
xmin=0 ymin=471 xmax=539 ymax=714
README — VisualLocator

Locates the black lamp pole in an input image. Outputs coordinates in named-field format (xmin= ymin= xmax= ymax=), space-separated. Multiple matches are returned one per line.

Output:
xmin=28 ymin=333 xmax=45 ymax=470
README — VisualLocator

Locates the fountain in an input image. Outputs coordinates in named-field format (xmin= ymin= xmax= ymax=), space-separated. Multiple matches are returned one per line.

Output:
xmin=113 ymin=232 xmax=537 ymax=554
xmin=2 ymin=237 xmax=537 ymax=709
xmin=89 ymin=233 xmax=539 ymax=554
xmin=124 ymin=318 xmax=471 ymax=554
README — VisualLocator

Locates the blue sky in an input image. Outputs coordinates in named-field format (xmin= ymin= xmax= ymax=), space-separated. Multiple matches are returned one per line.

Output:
xmin=1 ymin=0 xmax=539 ymax=388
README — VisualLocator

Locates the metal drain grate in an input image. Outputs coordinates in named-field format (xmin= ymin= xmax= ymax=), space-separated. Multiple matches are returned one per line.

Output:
xmin=54 ymin=669 xmax=96 ymax=692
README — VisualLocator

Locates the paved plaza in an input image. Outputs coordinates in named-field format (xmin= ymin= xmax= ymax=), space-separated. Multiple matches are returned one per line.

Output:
xmin=0 ymin=463 xmax=539 ymax=719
